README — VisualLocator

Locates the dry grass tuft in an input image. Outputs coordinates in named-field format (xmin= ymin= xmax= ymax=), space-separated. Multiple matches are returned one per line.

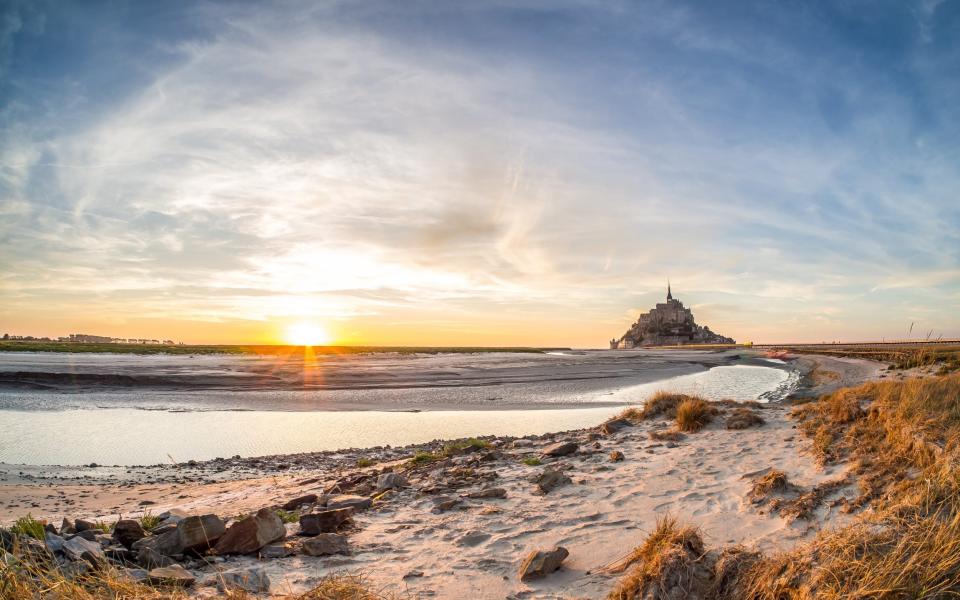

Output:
xmin=724 ymin=408 xmax=765 ymax=430
xmin=746 ymin=469 xmax=793 ymax=505
xmin=675 ymin=398 xmax=717 ymax=432
xmin=626 ymin=392 xmax=709 ymax=421
xmin=607 ymin=515 xmax=708 ymax=599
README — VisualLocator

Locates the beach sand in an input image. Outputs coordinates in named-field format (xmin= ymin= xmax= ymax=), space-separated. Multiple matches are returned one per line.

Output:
xmin=0 ymin=353 xmax=882 ymax=598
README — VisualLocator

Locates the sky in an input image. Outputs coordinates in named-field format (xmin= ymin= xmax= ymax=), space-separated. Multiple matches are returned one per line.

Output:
xmin=1 ymin=0 xmax=958 ymax=347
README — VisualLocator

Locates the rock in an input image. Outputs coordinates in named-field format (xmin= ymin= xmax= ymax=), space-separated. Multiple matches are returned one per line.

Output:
xmin=376 ymin=472 xmax=407 ymax=492
xmin=518 ymin=546 xmax=569 ymax=580
xmin=62 ymin=536 xmax=105 ymax=564
xmin=124 ymin=568 xmax=150 ymax=583
xmin=147 ymin=564 xmax=196 ymax=587
xmin=610 ymin=450 xmax=625 ymax=462
xmin=535 ymin=469 xmax=572 ymax=494
xmin=541 ymin=441 xmax=578 ymax=457
xmin=217 ymin=566 xmax=271 ymax=593
xmin=214 ymin=508 xmax=285 ymax=555
xmin=137 ymin=546 xmax=177 ymax=569
xmin=176 ymin=514 xmax=225 ymax=552
xmin=74 ymin=519 xmax=96 ymax=533
xmin=60 ymin=518 xmax=75 ymax=535
xmin=403 ymin=569 xmax=425 ymax=579
xmin=259 ymin=542 xmax=295 ymax=559
xmin=326 ymin=495 xmax=373 ymax=511
xmin=301 ymin=533 xmax=349 ymax=556
xmin=113 ymin=519 xmax=146 ymax=549
xmin=466 ymin=487 xmax=507 ymax=499
xmin=133 ymin=529 xmax=182 ymax=557
xmin=431 ymin=496 xmax=461 ymax=513
xmin=75 ymin=529 xmax=100 ymax=542
xmin=281 ymin=494 xmax=319 ymax=511
xmin=157 ymin=508 xmax=189 ymax=525
xmin=299 ymin=508 xmax=353 ymax=535
xmin=601 ymin=418 xmax=632 ymax=435
xmin=44 ymin=532 xmax=66 ymax=554
xmin=512 ymin=439 xmax=533 ymax=448
xmin=149 ymin=523 xmax=177 ymax=536
xmin=456 ymin=530 xmax=491 ymax=547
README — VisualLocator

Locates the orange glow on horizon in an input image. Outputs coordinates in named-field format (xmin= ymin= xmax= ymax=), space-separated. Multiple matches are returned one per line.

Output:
xmin=283 ymin=322 xmax=333 ymax=346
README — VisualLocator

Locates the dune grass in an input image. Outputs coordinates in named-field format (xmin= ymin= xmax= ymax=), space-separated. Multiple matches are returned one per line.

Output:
xmin=675 ymin=397 xmax=716 ymax=432
xmin=609 ymin=373 xmax=960 ymax=599
xmin=724 ymin=407 xmax=765 ymax=430
xmin=10 ymin=514 xmax=45 ymax=541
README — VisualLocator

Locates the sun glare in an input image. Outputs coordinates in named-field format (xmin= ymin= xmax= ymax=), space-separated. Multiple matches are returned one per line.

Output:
xmin=284 ymin=322 xmax=332 ymax=346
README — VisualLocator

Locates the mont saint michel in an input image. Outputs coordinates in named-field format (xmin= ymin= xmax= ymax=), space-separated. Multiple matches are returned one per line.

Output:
xmin=610 ymin=284 xmax=735 ymax=348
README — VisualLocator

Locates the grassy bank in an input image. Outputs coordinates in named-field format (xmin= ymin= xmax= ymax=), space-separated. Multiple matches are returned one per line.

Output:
xmin=0 ymin=341 xmax=564 ymax=356
xmin=609 ymin=372 xmax=960 ymax=599
xmin=774 ymin=343 xmax=960 ymax=375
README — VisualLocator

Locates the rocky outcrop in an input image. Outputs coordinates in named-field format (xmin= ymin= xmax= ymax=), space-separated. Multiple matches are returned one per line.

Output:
xmin=214 ymin=508 xmax=285 ymax=555
xmin=611 ymin=286 xmax=734 ymax=348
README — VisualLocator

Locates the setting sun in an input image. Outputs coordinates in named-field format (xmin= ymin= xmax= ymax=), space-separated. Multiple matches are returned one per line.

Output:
xmin=284 ymin=322 xmax=332 ymax=346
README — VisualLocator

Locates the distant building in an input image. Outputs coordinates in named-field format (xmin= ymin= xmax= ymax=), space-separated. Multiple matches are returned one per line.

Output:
xmin=610 ymin=284 xmax=735 ymax=348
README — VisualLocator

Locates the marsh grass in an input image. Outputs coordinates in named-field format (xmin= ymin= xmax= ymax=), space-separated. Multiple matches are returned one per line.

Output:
xmin=10 ymin=514 xmax=45 ymax=540
xmin=522 ymin=457 xmax=542 ymax=466
xmin=356 ymin=458 xmax=375 ymax=468
xmin=139 ymin=511 xmax=162 ymax=530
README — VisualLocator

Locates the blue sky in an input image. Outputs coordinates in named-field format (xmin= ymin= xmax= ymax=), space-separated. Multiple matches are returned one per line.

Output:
xmin=1 ymin=0 xmax=958 ymax=345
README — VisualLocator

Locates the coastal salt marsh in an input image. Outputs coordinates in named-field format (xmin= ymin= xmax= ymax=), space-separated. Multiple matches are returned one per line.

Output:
xmin=0 ymin=350 xmax=794 ymax=465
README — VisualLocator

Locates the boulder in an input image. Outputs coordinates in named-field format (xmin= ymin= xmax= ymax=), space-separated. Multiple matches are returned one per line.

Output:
xmin=301 ymin=533 xmax=349 ymax=556
xmin=176 ymin=514 xmax=225 ymax=552
xmin=217 ymin=566 xmax=271 ymax=593
xmin=113 ymin=519 xmax=146 ymax=549
xmin=137 ymin=546 xmax=177 ymax=569
xmin=518 ymin=546 xmax=569 ymax=580
xmin=44 ymin=532 xmax=66 ymax=554
xmin=62 ymin=536 xmax=105 ymax=564
xmin=75 ymin=529 xmax=100 ymax=541
xmin=214 ymin=508 xmax=285 ymax=555
xmin=535 ymin=469 xmax=572 ymax=494
xmin=376 ymin=472 xmax=407 ymax=492
xmin=299 ymin=508 xmax=353 ymax=535
xmin=132 ymin=529 xmax=182 ymax=557
xmin=541 ymin=441 xmax=578 ymax=457
xmin=60 ymin=518 xmax=75 ymax=535
xmin=610 ymin=450 xmax=625 ymax=462
xmin=281 ymin=494 xmax=319 ymax=511
xmin=74 ymin=519 xmax=96 ymax=533
xmin=147 ymin=564 xmax=195 ymax=587
xmin=326 ymin=495 xmax=372 ymax=511
xmin=601 ymin=418 xmax=632 ymax=435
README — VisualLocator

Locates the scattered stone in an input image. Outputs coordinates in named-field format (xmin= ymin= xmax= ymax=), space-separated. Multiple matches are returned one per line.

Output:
xmin=609 ymin=450 xmax=625 ymax=462
xmin=217 ymin=566 xmax=271 ymax=593
xmin=601 ymin=418 xmax=632 ymax=435
xmin=147 ymin=564 xmax=196 ymax=587
xmin=214 ymin=508 xmax=285 ymax=555
xmin=259 ymin=542 xmax=295 ymax=559
xmin=431 ymin=496 xmax=461 ymax=513
xmin=535 ymin=469 xmax=572 ymax=494
xmin=60 ymin=518 xmax=75 ymax=535
xmin=326 ymin=495 xmax=373 ymax=511
xmin=75 ymin=529 xmax=100 ymax=542
xmin=299 ymin=508 xmax=353 ymax=535
xmin=403 ymin=569 xmax=425 ymax=579
xmin=512 ymin=439 xmax=533 ymax=448
xmin=62 ymin=536 xmax=105 ymax=564
xmin=376 ymin=472 xmax=408 ymax=492
xmin=542 ymin=441 xmax=578 ymax=457
xmin=281 ymin=494 xmax=319 ymax=511
xmin=301 ymin=533 xmax=349 ymax=556
xmin=112 ymin=519 xmax=146 ymax=549
xmin=177 ymin=514 xmax=226 ymax=552
xmin=466 ymin=487 xmax=507 ymax=499
xmin=518 ymin=546 xmax=569 ymax=580
xmin=133 ymin=529 xmax=182 ymax=558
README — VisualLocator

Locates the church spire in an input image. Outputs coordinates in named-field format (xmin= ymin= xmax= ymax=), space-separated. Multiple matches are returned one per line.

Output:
xmin=667 ymin=279 xmax=673 ymax=300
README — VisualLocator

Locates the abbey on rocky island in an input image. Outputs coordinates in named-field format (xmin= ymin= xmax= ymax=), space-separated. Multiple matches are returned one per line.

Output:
xmin=610 ymin=284 xmax=735 ymax=348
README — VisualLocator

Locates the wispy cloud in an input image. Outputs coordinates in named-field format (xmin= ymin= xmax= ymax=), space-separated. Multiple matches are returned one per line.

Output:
xmin=0 ymin=0 xmax=958 ymax=344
